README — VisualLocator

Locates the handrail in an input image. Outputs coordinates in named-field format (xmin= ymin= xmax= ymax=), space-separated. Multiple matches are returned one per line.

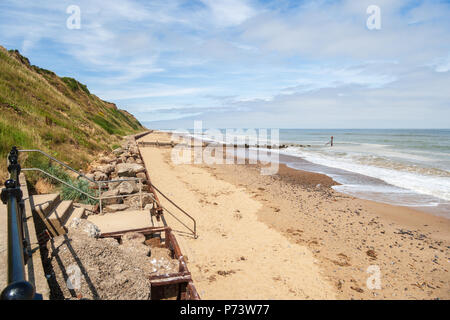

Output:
xmin=19 ymin=149 xmax=143 ymax=186
xmin=18 ymin=149 xmax=144 ymax=214
xmin=22 ymin=168 xmax=99 ymax=200
xmin=19 ymin=149 xmax=97 ymax=185
xmin=1 ymin=147 xmax=35 ymax=300
xmin=145 ymin=192 xmax=197 ymax=238
xmin=148 ymin=182 xmax=197 ymax=239
xmin=133 ymin=135 xmax=198 ymax=238
xmin=18 ymin=147 xmax=197 ymax=237
xmin=21 ymin=168 xmax=146 ymax=213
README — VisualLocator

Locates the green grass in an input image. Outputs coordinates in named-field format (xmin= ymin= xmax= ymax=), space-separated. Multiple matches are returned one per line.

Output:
xmin=0 ymin=45 xmax=146 ymax=182
xmin=35 ymin=163 xmax=98 ymax=204
xmin=44 ymin=164 xmax=71 ymax=183
xmin=92 ymin=115 xmax=119 ymax=135
xmin=0 ymin=120 xmax=34 ymax=156
xmin=60 ymin=178 xmax=98 ymax=205
xmin=61 ymin=77 xmax=90 ymax=95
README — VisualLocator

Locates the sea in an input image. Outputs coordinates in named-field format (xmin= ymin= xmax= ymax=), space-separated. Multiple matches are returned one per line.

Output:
xmin=162 ymin=128 xmax=450 ymax=217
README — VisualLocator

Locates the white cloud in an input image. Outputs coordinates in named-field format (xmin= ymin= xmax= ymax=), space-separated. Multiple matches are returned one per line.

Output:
xmin=0 ymin=0 xmax=449 ymax=127
xmin=97 ymin=86 xmax=209 ymax=100
xmin=200 ymin=0 xmax=257 ymax=27
xmin=240 ymin=0 xmax=449 ymax=64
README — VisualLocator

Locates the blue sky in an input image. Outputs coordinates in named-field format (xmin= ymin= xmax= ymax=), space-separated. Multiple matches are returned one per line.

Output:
xmin=0 ymin=0 xmax=449 ymax=128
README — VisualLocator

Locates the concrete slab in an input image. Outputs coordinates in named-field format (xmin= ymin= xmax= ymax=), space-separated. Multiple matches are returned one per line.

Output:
xmin=46 ymin=200 xmax=73 ymax=235
xmin=87 ymin=210 xmax=153 ymax=233
xmin=31 ymin=193 xmax=60 ymax=217
xmin=65 ymin=207 xmax=86 ymax=226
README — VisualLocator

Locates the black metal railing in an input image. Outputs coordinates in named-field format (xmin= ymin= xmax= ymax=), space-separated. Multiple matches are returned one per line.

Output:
xmin=1 ymin=147 xmax=35 ymax=300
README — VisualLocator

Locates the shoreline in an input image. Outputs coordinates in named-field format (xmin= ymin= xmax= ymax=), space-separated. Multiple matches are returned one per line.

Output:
xmin=173 ymin=130 xmax=449 ymax=217
xmin=203 ymin=161 xmax=450 ymax=299
xmin=278 ymin=155 xmax=450 ymax=218
xmin=138 ymin=131 xmax=450 ymax=299
xmin=144 ymin=129 xmax=448 ymax=221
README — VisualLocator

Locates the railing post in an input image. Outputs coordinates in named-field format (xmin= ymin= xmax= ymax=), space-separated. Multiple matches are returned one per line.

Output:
xmin=0 ymin=179 xmax=35 ymax=300
xmin=139 ymin=179 xmax=143 ymax=210
xmin=99 ymin=182 xmax=103 ymax=215
xmin=7 ymin=146 xmax=20 ymax=182
xmin=8 ymin=147 xmax=28 ymax=258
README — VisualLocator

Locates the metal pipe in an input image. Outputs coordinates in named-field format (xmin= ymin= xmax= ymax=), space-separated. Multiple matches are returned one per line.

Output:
xmin=21 ymin=168 xmax=130 ymax=200
xmin=1 ymin=182 xmax=34 ymax=299
xmin=6 ymin=191 xmax=25 ymax=283
xmin=20 ymin=148 xmax=196 ymax=237
xmin=22 ymin=168 xmax=97 ymax=199
xmin=99 ymin=181 xmax=103 ymax=214
xmin=139 ymin=179 xmax=143 ymax=210
xmin=1 ymin=154 xmax=35 ymax=299
xmin=18 ymin=149 xmax=97 ymax=184
xmin=148 ymin=182 xmax=197 ymax=239
xmin=20 ymin=147 xmax=142 ymax=185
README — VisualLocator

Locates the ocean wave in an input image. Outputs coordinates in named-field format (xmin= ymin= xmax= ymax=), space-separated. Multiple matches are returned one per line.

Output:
xmin=172 ymin=129 xmax=450 ymax=203
xmin=282 ymin=147 xmax=450 ymax=201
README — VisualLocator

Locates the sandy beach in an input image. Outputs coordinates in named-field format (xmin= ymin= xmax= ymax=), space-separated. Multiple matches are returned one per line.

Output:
xmin=138 ymin=131 xmax=449 ymax=300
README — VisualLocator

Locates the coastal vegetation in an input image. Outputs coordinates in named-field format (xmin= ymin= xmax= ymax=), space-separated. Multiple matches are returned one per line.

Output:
xmin=0 ymin=46 xmax=145 ymax=185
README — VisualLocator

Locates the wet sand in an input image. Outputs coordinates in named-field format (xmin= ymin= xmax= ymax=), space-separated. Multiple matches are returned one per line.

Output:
xmin=138 ymin=132 xmax=449 ymax=300
xmin=208 ymin=162 xmax=449 ymax=299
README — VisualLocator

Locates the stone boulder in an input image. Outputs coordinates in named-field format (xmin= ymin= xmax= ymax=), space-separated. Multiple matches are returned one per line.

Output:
xmin=125 ymin=193 xmax=154 ymax=209
xmin=97 ymin=164 xmax=115 ymax=175
xmin=94 ymin=171 xmax=108 ymax=181
xmin=68 ymin=218 xmax=100 ymax=238
xmin=120 ymin=232 xmax=150 ymax=257
xmin=107 ymin=178 xmax=128 ymax=190
xmin=136 ymin=172 xmax=147 ymax=181
xmin=122 ymin=232 xmax=145 ymax=245
xmin=129 ymin=146 xmax=139 ymax=156
xmin=112 ymin=147 xmax=124 ymax=156
xmin=101 ymin=188 xmax=121 ymax=205
xmin=99 ymin=155 xmax=115 ymax=164
xmin=117 ymin=163 xmax=145 ymax=177
xmin=126 ymin=157 xmax=136 ymax=164
xmin=105 ymin=204 xmax=129 ymax=213
xmin=115 ymin=156 xmax=124 ymax=164
xmin=118 ymin=180 xmax=139 ymax=195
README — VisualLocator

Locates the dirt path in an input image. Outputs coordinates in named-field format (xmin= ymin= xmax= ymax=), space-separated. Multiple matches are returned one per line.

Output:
xmin=139 ymin=145 xmax=336 ymax=299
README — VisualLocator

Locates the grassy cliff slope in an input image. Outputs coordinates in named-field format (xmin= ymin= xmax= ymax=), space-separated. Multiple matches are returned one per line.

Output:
xmin=0 ymin=46 xmax=145 ymax=180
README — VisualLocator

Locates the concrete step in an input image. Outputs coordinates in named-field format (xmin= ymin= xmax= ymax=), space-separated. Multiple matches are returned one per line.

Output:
xmin=87 ymin=210 xmax=152 ymax=234
xmin=31 ymin=193 xmax=60 ymax=217
xmin=64 ymin=207 xmax=86 ymax=227
xmin=46 ymin=200 xmax=73 ymax=236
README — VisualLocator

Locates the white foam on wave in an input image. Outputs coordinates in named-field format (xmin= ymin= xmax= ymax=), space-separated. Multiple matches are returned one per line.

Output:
xmin=282 ymin=147 xmax=450 ymax=201
xmin=169 ymin=130 xmax=450 ymax=203
xmin=332 ymin=184 xmax=441 ymax=207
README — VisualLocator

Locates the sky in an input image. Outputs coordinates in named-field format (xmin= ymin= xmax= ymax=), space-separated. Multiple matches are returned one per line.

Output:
xmin=0 ymin=0 xmax=449 ymax=129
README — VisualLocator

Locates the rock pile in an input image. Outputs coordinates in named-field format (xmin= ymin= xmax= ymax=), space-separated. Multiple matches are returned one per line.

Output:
xmin=86 ymin=137 xmax=146 ymax=182
xmin=45 ymin=225 xmax=179 ymax=300
xmin=83 ymin=136 xmax=155 ymax=212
